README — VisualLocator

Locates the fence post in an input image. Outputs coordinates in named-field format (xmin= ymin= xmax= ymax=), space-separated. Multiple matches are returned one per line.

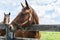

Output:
xmin=5 ymin=24 xmax=12 ymax=40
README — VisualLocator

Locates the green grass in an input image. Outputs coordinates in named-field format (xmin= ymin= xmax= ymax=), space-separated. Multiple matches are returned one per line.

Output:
xmin=40 ymin=31 xmax=60 ymax=40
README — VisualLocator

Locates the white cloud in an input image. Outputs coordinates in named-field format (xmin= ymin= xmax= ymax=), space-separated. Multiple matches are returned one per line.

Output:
xmin=0 ymin=0 xmax=60 ymax=25
xmin=0 ymin=10 xmax=4 ymax=22
xmin=55 ymin=7 xmax=60 ymax=16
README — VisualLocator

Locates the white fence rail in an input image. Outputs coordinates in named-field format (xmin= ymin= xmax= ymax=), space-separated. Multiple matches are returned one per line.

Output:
xmin=15 ymin=37 xmax=40 ymax=40
xmin=0 ymin=36 xmax=6 ymax=40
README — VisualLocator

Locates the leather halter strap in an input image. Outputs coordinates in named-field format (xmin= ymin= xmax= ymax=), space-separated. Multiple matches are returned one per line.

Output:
xmin=12 ymin=13 xmax=32 ymax=27
xmin=13 ymin=7 xmax=32 ymax=27
xmin=21 ymin=7 xmax=32 ymax=25
xmin=11 ymin=13 xmax=32 ymax=30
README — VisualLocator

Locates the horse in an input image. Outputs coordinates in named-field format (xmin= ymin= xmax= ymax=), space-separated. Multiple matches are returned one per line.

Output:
xmin=10 ymin=0 xmax=41 ymax=39
xmin=0 ymin=12 xmax=10 ymax=36
xmin=3 ymin=12 xmax=10 ymax=24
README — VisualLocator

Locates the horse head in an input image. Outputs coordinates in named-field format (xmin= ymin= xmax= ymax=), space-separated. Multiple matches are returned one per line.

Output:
xmin=3 ymin=12 xmax=10 ymax=24
xmin=13 ymin=0 xmax=33 ymax=27
xmin=11 ymin=0 xmax=39 ymax=27
xmin=10 ymin=0 xmax=40 ymax=39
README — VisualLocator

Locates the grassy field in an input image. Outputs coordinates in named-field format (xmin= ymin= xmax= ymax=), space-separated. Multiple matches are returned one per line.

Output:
xmin=40 ymin=31 xmax=60 ymax=40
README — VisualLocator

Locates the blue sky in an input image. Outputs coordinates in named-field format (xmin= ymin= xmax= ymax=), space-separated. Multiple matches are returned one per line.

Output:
xmin=0 ymin=0 xmax=60 ymax=25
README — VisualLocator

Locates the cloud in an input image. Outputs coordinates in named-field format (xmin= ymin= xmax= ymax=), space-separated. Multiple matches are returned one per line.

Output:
xmin=0 ymin=0 xmax=60 ymax=25
xmin=0 ymin=10 xmax=5 ymax=22
xmin=28 ymin=0 xmax=57 ymax=6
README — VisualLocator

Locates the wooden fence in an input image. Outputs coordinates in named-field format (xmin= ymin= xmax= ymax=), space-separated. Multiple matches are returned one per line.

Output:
xmin=0 ymin=24 xmax=60 ymax=40
xmin=17 ymin=24 xmax=60 ymax=31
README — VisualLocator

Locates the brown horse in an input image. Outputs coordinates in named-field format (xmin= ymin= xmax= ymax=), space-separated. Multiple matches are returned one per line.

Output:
xmin=10 ymin=0 xmax=41 ymax=39
xmin=0 ymin=12 xmax=10 ymax=36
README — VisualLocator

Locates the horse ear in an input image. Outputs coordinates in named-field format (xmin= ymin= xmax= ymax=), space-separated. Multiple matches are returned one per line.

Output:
xmin=25 ymin=0 xmax=29 ymax=8
xmin=9 ymin=12 xmax=10 ymax=15
xmin=21 ymin=3 xmax=24 ymax=8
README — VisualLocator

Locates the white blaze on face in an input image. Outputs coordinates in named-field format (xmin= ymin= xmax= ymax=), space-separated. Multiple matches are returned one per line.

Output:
xmin=5 ymin=16 xmax=10 ymax=24
xmin=6 ymin=17 xmax=8 ymax=24
xmin=29 ymin=13 xmax=32 ymax=21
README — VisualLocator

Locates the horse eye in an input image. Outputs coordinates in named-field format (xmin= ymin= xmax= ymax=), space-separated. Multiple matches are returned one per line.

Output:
xmin=21 ymin=13 xmax=24 ymax=15
xmin=24 ymin=14 xmax=26 ymax=15
xmin=25 ymin=13 xmax=27 ymax=15
xmin=24 ymin=13 xmax=28 ymax=15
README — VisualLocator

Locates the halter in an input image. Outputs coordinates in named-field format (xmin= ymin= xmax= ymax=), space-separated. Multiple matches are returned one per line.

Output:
xmin=21 ymin=7 xmax=32 ymax=26
xmin=11 ymin=7 xmax=33 ymax=30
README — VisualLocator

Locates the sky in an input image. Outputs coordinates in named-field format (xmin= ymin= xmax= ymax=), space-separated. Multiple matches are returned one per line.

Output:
xmin=0 ymin=0 xmax=60 ymax=25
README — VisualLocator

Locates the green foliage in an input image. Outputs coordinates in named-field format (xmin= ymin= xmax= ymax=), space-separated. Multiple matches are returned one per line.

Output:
xmin=40 ymin=31 xmax=60 ymax=40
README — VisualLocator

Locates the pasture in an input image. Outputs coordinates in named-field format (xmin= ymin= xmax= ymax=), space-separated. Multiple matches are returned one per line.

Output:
xmin=40 ymin=31 xmax=60 ymax=40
